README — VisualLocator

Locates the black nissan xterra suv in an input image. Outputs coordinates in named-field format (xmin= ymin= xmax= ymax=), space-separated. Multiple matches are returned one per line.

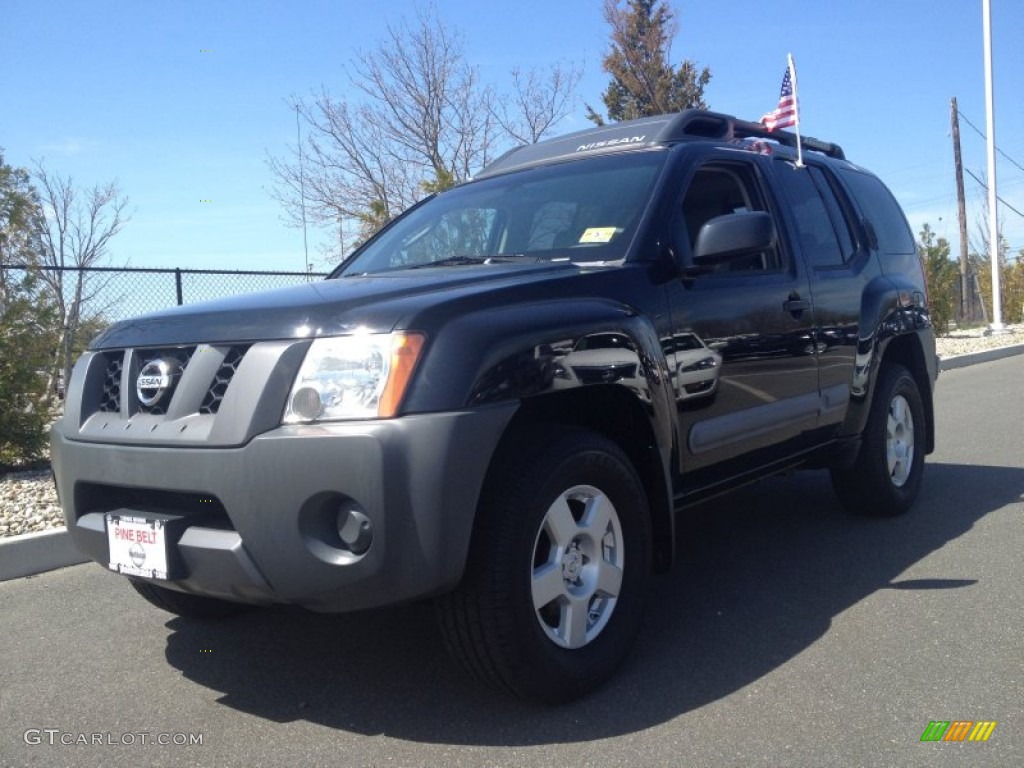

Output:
xmin=51 ymin=110 xmax=938 ymax=703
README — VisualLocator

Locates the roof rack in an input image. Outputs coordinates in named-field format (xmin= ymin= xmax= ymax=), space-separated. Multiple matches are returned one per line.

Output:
xmin=726 ymin=116 xmax=845 ymax=160
xmin=476 ymin=109 xmax=845 ymax=178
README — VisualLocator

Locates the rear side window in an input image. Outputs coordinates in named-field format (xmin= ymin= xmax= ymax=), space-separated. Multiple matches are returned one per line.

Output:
xmin=773 ymin=160 xmax=844 ymax=267
xmin=808 ymin=167 xmax=857 ymax=262
xmin=839 ymin=170 xmax=915 ymax=254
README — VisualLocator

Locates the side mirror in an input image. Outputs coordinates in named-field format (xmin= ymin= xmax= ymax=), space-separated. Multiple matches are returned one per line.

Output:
xmin=692 ymin=211 xmax=776 ymax=267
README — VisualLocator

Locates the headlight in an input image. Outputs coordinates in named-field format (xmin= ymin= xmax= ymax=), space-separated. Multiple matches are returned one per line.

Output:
xmin=283 ymin=332 xmax=425 ymax=423
xmin=681 ymin=356 xmax=718 ymax=372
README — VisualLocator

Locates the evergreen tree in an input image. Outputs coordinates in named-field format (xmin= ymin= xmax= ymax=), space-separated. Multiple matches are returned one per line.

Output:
xmin=0 ymin=152 xmax=54 ymax=463
xmin=918 ymin=224 xmax=958 ymax=334
xmin=588 ymin=0 xmax=711 ymax=125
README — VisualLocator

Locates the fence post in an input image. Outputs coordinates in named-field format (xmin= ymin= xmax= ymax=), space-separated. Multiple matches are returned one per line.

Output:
xmin=175 ymin=268 xmax=183 ymax=305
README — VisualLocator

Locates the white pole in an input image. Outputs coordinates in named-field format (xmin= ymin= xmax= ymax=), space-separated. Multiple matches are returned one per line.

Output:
xmin=788 ymin=53 xmax=804 ymax=167
xmin=297 ymin=104 xmax=311 ymax=278
xmin=982 ymin=0 xmax=1004 ymax=330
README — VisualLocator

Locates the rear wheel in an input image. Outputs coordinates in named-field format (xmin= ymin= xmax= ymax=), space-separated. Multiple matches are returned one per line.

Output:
xmin=831 ymin=363 xmax=926 ymax=516
xmin=436 ymin=427 xmax=651 ymax=704
xmin=129 ymin=579 xmax=254 ymax=620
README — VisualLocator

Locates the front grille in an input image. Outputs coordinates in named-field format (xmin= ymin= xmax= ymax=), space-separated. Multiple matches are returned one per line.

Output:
xmin=74 ymin=482 xmax=233 ymax=529
xmin=200 ymin=345 xmax=249 ymax=414
xmin=136 ymin=347 xmax=196 ymax=415
xmin=80 ymin=342 xmax=272 ymax=445
xmin=99 ymin=355 xmax=123 ymax=413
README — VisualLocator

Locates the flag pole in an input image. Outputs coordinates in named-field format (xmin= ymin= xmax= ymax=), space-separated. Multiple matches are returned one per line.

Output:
xmin=788 ymin=53 xmax=804 ymax=167
xmin=982 ymin=0 xmax=1004 ymax=331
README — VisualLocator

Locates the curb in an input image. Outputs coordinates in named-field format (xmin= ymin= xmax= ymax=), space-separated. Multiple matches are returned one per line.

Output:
xmin=0 ymin=527 xmax=88 ymax=582
xmin=1 ymin=343 xmax=1022 ymax=584
xmin=939 ymin=342 xmax=1024 ymax=371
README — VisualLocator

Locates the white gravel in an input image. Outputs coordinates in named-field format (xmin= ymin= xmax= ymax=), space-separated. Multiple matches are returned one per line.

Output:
xmin=0 ymin=469 xmax=63 ymax=538
xmin=2 ymin=325 xmax=1021 ymax=539
xmin=934 ymin=323 xmax=1024 ymax=358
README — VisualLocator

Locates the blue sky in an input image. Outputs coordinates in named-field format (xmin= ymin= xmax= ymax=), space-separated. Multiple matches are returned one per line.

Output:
xmin=5 ymin=0 xmax=1023 ymax=271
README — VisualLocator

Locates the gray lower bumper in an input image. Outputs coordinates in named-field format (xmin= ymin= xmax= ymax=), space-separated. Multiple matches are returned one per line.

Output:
xmin=50 ymin=404 xmax=516 ymax=612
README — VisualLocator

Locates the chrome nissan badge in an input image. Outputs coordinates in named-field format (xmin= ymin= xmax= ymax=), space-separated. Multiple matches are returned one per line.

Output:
xmin=136 ymin=359 xmax=180 ymax=406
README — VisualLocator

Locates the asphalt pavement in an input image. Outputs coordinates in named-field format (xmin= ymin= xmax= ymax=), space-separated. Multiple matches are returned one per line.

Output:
xmin=1 ymin=355 xmax=1021 ymax=768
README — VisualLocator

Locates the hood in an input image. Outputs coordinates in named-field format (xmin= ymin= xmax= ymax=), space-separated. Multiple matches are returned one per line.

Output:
xmin=90 ymin=261 xmax=584 ymax=349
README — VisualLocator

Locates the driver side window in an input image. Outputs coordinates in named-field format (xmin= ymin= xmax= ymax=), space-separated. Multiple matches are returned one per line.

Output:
xmin=681 ymin=163 xmax=780 ymax=272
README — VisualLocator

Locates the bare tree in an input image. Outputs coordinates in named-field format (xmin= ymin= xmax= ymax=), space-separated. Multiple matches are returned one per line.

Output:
xmin=269 ymin=92 xmax=417 ymax=250
xmin=269 ymin=6 xmax=495 ymax=254
xmin=31 ymin=161 xmax=129 ymax=395
xmin=971 ymin=218 xmax=1023 ymax=324
xmin=353 ymin=9 xmax=495 ymax=185
xmin=491 ymin=62 xmax=583 ymax=145
xmin=268 ymin=6 xmax=582 ymax=260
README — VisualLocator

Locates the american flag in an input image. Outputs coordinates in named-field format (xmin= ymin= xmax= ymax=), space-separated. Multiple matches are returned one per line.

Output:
xmin=761 ymin=67 xmax=797 ymax=131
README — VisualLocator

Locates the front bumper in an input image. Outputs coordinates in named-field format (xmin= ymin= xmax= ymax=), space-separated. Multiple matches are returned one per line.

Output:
xmin=50 ymin=404 xmax=516 ymax=612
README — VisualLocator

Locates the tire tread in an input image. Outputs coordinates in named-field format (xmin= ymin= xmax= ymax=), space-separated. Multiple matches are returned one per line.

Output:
xmin=831 ymin=362 xmax=926 ymax=517
xmin=436 ymin=425 xmax=650 ymax=703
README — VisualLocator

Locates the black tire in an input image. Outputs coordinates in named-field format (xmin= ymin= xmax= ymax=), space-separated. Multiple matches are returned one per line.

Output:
xmin=129 ymin=579 xmax=254 ymax=620
xmin=436 ymin=427 xmax=652 ymax=704
xmin=831 ymin=363 xmax=926 ymax=517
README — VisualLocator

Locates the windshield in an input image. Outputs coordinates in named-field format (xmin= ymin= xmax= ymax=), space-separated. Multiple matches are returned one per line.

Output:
xmin=338 ymin=149 xmax=667 ymax=275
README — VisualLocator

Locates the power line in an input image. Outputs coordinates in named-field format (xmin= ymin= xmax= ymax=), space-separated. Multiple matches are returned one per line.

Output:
xmin=959 ymin=110 xmax=1024 ymax=174
xmin=901 ymin=192 xmax=957 ymax=211
xmin=964 ymin=168 xmax=1024 ymax=219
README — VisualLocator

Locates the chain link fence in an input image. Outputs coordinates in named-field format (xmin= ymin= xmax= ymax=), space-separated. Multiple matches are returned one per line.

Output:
xmin=1 ymin=264 xmax=329 ymax=325
xmin=1 ymin=264 xmax=333 ymax=460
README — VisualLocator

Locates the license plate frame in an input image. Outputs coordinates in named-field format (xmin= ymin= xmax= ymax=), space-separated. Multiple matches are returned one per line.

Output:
xmin=106 ymin=513 xmax=173 ymax=580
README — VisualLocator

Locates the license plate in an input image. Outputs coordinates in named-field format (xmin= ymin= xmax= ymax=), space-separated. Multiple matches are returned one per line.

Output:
xmin=106 ymin=514 xmax=171 ymax=580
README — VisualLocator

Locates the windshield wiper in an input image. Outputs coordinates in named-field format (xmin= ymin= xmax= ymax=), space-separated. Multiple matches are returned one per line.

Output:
xmin=406 ymin=256 xmax=524 ymax=269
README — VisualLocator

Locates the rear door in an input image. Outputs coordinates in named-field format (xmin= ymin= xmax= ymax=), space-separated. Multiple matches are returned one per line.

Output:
xmin=769 ymin=158 xmax=875 ymax=431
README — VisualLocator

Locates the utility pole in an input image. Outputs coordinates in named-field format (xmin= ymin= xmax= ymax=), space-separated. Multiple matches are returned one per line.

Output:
xmin=950 ymin=98 xmax=973 ymax=322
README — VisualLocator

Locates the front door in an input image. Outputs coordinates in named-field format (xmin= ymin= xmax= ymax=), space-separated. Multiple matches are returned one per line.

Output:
xmin=664 ymin=154 xmax=819 ymax=487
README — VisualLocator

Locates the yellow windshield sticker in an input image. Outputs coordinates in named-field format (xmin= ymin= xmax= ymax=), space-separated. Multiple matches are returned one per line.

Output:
xmin=579 ymin=227 xmax=617 ymax=244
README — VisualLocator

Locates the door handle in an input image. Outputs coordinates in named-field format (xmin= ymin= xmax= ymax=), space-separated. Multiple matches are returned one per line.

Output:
xmin=783 ymin=297 xmax=810 ymax=314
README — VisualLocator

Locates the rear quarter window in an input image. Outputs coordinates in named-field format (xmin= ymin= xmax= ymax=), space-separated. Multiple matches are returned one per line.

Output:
xmin=839 ymin=170 xmax=915 ymax=255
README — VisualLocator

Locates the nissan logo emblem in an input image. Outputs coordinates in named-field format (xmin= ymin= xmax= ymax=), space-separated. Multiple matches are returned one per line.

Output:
xmin=129 ymin=543 xmax=147 ymax=568
xmin=136 ymin=359 xmax=181 ymax=406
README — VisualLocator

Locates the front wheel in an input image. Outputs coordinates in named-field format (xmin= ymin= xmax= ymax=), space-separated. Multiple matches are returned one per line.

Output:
xmin=831 ymin=363 xmax=926 ymax=517
xmin=436 ymin=427 xmax=652 ymax=704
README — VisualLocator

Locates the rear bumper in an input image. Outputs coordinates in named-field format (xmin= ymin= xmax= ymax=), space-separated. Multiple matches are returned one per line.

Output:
xmin=50 ymin=404 xmax=516 ymax=612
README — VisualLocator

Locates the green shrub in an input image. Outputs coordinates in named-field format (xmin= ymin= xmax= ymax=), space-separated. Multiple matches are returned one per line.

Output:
xmin=918 ymin=225 xmax=958 ymax=335
xmin=0 ymin=270 xmax=56 ymax=464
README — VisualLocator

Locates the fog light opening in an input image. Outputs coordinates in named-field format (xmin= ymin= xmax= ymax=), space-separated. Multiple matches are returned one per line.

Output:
xmin=337 ymin=505 xmax=373 ymax=555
